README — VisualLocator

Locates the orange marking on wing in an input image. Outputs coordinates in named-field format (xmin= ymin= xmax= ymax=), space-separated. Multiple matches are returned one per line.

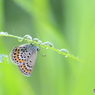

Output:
xmin=21 ymin=64 xmax=31 ymax=73
xmin=15 ymin=48 xmax=20 ymax=52
xmin=13 ymin=51 xmax=25 ymax=63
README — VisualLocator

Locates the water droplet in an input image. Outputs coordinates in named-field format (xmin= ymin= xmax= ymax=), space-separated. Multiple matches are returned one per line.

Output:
xmin=59 ymin=49 xmax=69 ymax=57
xmin=3 ymin=55 xmax=8 ymax=57
xmin=18 ymin=37 xmax=23 ymax=42
xmin=33 ymin=38 xmax=42 ymax=45
xmin=0 ymin=32 xmax=8 ymax=35
xmin=23 ymin=35 xmax=32 ymax=40
xmin=33 ymin=38 xmax=39 ymax=41
xmin=0 ymin=54 xmax=8 ymax=63
xmin=42 ymin=42 xmax=54 ymax=47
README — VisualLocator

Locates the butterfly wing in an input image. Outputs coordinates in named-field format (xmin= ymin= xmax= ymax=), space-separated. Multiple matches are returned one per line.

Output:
xmin=18 ymin=45 xmax=38 ymax=77
xmin=10 ymin=45 xmax=28 ymax=65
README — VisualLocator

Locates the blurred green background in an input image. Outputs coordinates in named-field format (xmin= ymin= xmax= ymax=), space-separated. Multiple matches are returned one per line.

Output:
xmin=0 ymin=0 xmax=95 ymax=95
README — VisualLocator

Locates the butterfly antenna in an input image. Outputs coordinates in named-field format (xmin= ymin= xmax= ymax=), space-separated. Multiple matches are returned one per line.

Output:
xmin=38 ymin=52 xmax=46 ymax=57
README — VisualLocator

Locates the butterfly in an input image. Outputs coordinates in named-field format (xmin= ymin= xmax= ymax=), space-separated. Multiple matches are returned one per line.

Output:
xmin=10 ymin=44 xmax=39 ymax=77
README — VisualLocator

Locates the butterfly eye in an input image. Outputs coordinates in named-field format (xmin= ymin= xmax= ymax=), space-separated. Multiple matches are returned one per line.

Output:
xmin=37 ymin=47 xmax=40 ymax=51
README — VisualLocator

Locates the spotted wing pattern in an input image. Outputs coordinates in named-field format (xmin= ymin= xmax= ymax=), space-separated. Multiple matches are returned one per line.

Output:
xmin=11 ymin=44 xmax=38 ymax=77
xmin=11 ymin=46 xmax=26 ymax=65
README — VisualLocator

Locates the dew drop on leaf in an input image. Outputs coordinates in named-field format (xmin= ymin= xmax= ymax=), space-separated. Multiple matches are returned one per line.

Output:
xmin=33 ymin=38 xmax=42 ymax=45
xmin=42 ymin=42 xmax=54 ymax=48
xmin=59 ymin=49 xmax=69 ymax=57
xmin=0 ymin=54 xmax=8 ymax=63
xmin=0 ymin=32 xmax=8 ymax=35
xmin=18 ymin=37 xmax=23 ymax=42
xmin=23 ymin=35 xmax=32 ymax=40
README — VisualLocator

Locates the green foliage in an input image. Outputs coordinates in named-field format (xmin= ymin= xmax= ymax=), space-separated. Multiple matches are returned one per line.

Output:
xmin=0 ymin=0 xmax=95 ymax=95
